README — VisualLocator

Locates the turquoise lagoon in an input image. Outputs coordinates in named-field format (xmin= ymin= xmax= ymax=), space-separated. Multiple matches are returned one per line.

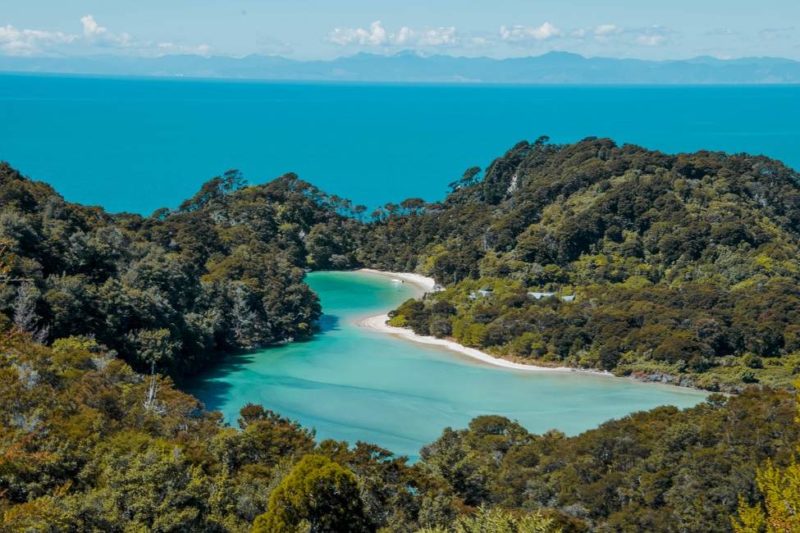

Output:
xmin=188 ymin=271 xmax=707 ymax=459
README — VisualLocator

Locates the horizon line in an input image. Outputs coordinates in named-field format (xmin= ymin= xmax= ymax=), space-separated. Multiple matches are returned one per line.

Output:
xmin=2 ymin=49 xmax=799 ymax=64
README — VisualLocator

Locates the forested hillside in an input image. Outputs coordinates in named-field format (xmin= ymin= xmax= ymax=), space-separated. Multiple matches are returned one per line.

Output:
xmin=422 ymin=388 xmax=798 ymax=532
xmin=0 ymin=164 xmax=363 ymax=376
xmin=368 ymin=138 xmax=800 ymax=390
xmin=1 ymin=330 xmax=796 ymax=531
xmin=0 ymin=333 xmax=459 ymax=531
xmin=7 ymin=137 xmax=799 ymax=389
xmin=3 ymin=140 xmax=800 ymax=530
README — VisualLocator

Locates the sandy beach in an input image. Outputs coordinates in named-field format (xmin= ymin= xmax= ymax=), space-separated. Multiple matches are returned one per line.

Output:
xmin=358 ymin=268 xmax=580 ymax=375
xmin=358 ymin=313 xmax=595 ymax=373
xmin=354 ymin=271 xmax=715 ymax=393
xmin=357 ymin=268 xmax=436 ymax=295
xmin=353 ymin=270 xmax=611 ymax=376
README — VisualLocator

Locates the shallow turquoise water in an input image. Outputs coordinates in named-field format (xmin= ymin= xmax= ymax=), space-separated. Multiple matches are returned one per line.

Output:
xmin=0 ymin=75 xmax=798 ymax=214
xmin=188 ymin=271 xmax=707 ymax=459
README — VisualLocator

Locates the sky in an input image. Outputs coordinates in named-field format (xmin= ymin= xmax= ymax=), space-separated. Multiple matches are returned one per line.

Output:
xmin=1 ymin=0 xmax=799 ymax=61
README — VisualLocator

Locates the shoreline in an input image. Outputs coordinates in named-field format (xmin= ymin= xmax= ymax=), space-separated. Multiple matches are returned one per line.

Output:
xmin=350 ymin=269 xmax=709 ymax=393
xmin=353 ymin=269 xmax=607 ymax=375
xmin=356 ymin=268 xmax=436 ymax=296
xmin=358 ymin=312 xmax=611 ymax=377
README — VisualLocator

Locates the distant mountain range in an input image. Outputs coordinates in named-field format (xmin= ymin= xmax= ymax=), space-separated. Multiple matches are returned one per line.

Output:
xmin=1 ymin=51 xmax=799 ymax=84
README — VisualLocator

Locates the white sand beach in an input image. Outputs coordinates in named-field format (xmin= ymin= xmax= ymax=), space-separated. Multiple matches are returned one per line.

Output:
xmin=359 ymin=312 xmax=611 ymax=376
xmin=357 ymin=268 xmax=436 ymax=295
xmin=354 ymin=268 xmax=612 ymax=375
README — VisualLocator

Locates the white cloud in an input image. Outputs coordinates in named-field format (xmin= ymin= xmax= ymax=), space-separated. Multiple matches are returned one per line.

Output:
xmin=468 ymin=36 xmax=491 ymax=47
xmin=418 ymin=27 xmax=457 ymax=46
xmin=157 ymin=42 xmax=212 ymax=56
xmin=0 ymin=24 xmax=76 ymax=56
xmin=566 ymin=23 xmax=672 ymax=48
xmin=329 ymin=21 xmax=388 ymax=46
xmin=395 ymin=26 xmax=414 ymax=45
xmin=500 ymin=22 xmax=561 ymax=42
xmin=81 ymin=14 xmax=131 ymax=47
xmin=0 ymin=15 xmax=209 ymax=57
xmin=329 ymin=21 xmax=460 ymax=48
xmin=633 ymin=26 xmax=671 ymax=47
xmin=636 ymin=34 xmax=666 ymax=46
xmin=80 ymin=14 xmax=104 ymax=37
xmin=594 ymin=24 xmax=621 ymax=37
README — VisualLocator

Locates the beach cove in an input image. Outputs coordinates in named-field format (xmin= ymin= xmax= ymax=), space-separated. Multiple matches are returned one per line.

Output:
xmin=187 ymin=270 xmax=707 ymax=459
xmin=357 ymin=269 xmax=601 ymax=374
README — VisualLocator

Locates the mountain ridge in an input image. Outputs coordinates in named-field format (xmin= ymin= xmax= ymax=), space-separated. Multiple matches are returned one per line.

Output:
xmin=2 ymin=50 xmax=800 ymax=83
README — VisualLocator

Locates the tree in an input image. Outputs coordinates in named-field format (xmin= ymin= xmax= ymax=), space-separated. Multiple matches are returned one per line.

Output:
xmin=353 ymin=204 xmax=368 ymax=222
xmin=124 ymin=328 xmax=179 ymax=410
xmin=0 ymin=239 xmax=14 ymax=284
xmin=228 ymin=282 xmax=265 ymax=349
xmin=733 ymin=462 xmax=800 ymax=532
xmin=449 ymin=167 xmax=482 ymax=192
xmin=252 ymin=454 xmax=371 ymax=533
xmin=417 ymin=506 xmax=557 ymax=533
xmin=400 ymin=198 xmax=426 ymax=215
xmin=733 ymin=382 xmax=800 ymax=532
xmin=178 ymin=169 xmax=246 ymax=212
xmin=12 ymin=283 xmax=47 ymax=342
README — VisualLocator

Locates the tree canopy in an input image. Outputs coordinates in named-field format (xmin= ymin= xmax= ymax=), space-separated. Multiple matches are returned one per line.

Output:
xmin=3 ymin=137 xmax=800 ymax=531
xmin=252 ymin=454 xmax=370 ymax=533
xmin=367 ymin=138 xmax=800 ymax=390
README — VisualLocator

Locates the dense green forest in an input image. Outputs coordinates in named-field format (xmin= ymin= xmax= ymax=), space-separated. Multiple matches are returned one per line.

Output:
xmin=1 ymin=331 xmax=796 ymax=531
xmin=371 ymin=138 xmax=800 ymax=391
xmin=3 ymin=137 xmax=800 ymax=531
xmin=0 ymin=163 xmax=365 ymax=377
xmin=5 ymin=137 xmax=800 ymax=389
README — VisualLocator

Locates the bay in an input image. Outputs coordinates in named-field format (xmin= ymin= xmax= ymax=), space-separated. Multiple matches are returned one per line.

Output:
xmin=188 ymin=271 xmax=707 ymax=460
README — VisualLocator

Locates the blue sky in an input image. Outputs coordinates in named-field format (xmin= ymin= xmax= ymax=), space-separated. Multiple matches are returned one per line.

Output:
xmin=1 ymin=0 xmax=799 ymax=60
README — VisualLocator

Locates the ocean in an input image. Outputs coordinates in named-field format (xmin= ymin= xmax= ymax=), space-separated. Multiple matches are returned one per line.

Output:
xmin=0 ymin=74 xmax=798 ymax=214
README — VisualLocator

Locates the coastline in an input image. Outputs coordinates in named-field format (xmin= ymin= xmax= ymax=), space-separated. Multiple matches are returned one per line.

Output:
xmin=357 ymin=268 xmax=436 ymax=296
xmin=358 ymin=311 xmax=714 ymax=395
xmin=351 ymin=270 xmax=709 ymax=393
xmin=358 ymin=313 xmax=598 ymax=374
xmin=353 ymin=269 xmax=607 ymax=375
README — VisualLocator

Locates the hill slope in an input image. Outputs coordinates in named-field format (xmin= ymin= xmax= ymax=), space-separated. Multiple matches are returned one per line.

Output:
xmin=0 ymin=165 xmax=363 ymax=376
xmin=361 ymin=137 xmax=800 ymax=390
xmin=2 ymin=143 xmax=800 ymax=530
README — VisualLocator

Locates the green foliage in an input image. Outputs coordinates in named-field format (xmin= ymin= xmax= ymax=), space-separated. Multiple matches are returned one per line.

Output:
xmin=421 ymin=391 xmax=799 ymax=532
xmin=0 ymin=333 xmax=451 ymax=532
xmin=733 ymin=461 xmax=800 ymax=532
xmin=8 ymin=136 xmax=800 ymax=389
xmin=4 ymin=138 xmax=800 ymax=532
xmin=252 ymin=454 xmax=370 ymax=533
xmin=366 ymin=138 xmax=800 ymax=389
xmin=0 ymin=164 xmax=356 ymax=376
xmin=417 ymin=506 xmax=558 ymax=533
xmin=733 ymin=383 xmax=800 ymax=532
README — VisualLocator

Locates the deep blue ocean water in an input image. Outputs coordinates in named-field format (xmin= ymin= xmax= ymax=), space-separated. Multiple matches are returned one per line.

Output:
xmin=0 ymin=74 xmax=798 ymax=214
